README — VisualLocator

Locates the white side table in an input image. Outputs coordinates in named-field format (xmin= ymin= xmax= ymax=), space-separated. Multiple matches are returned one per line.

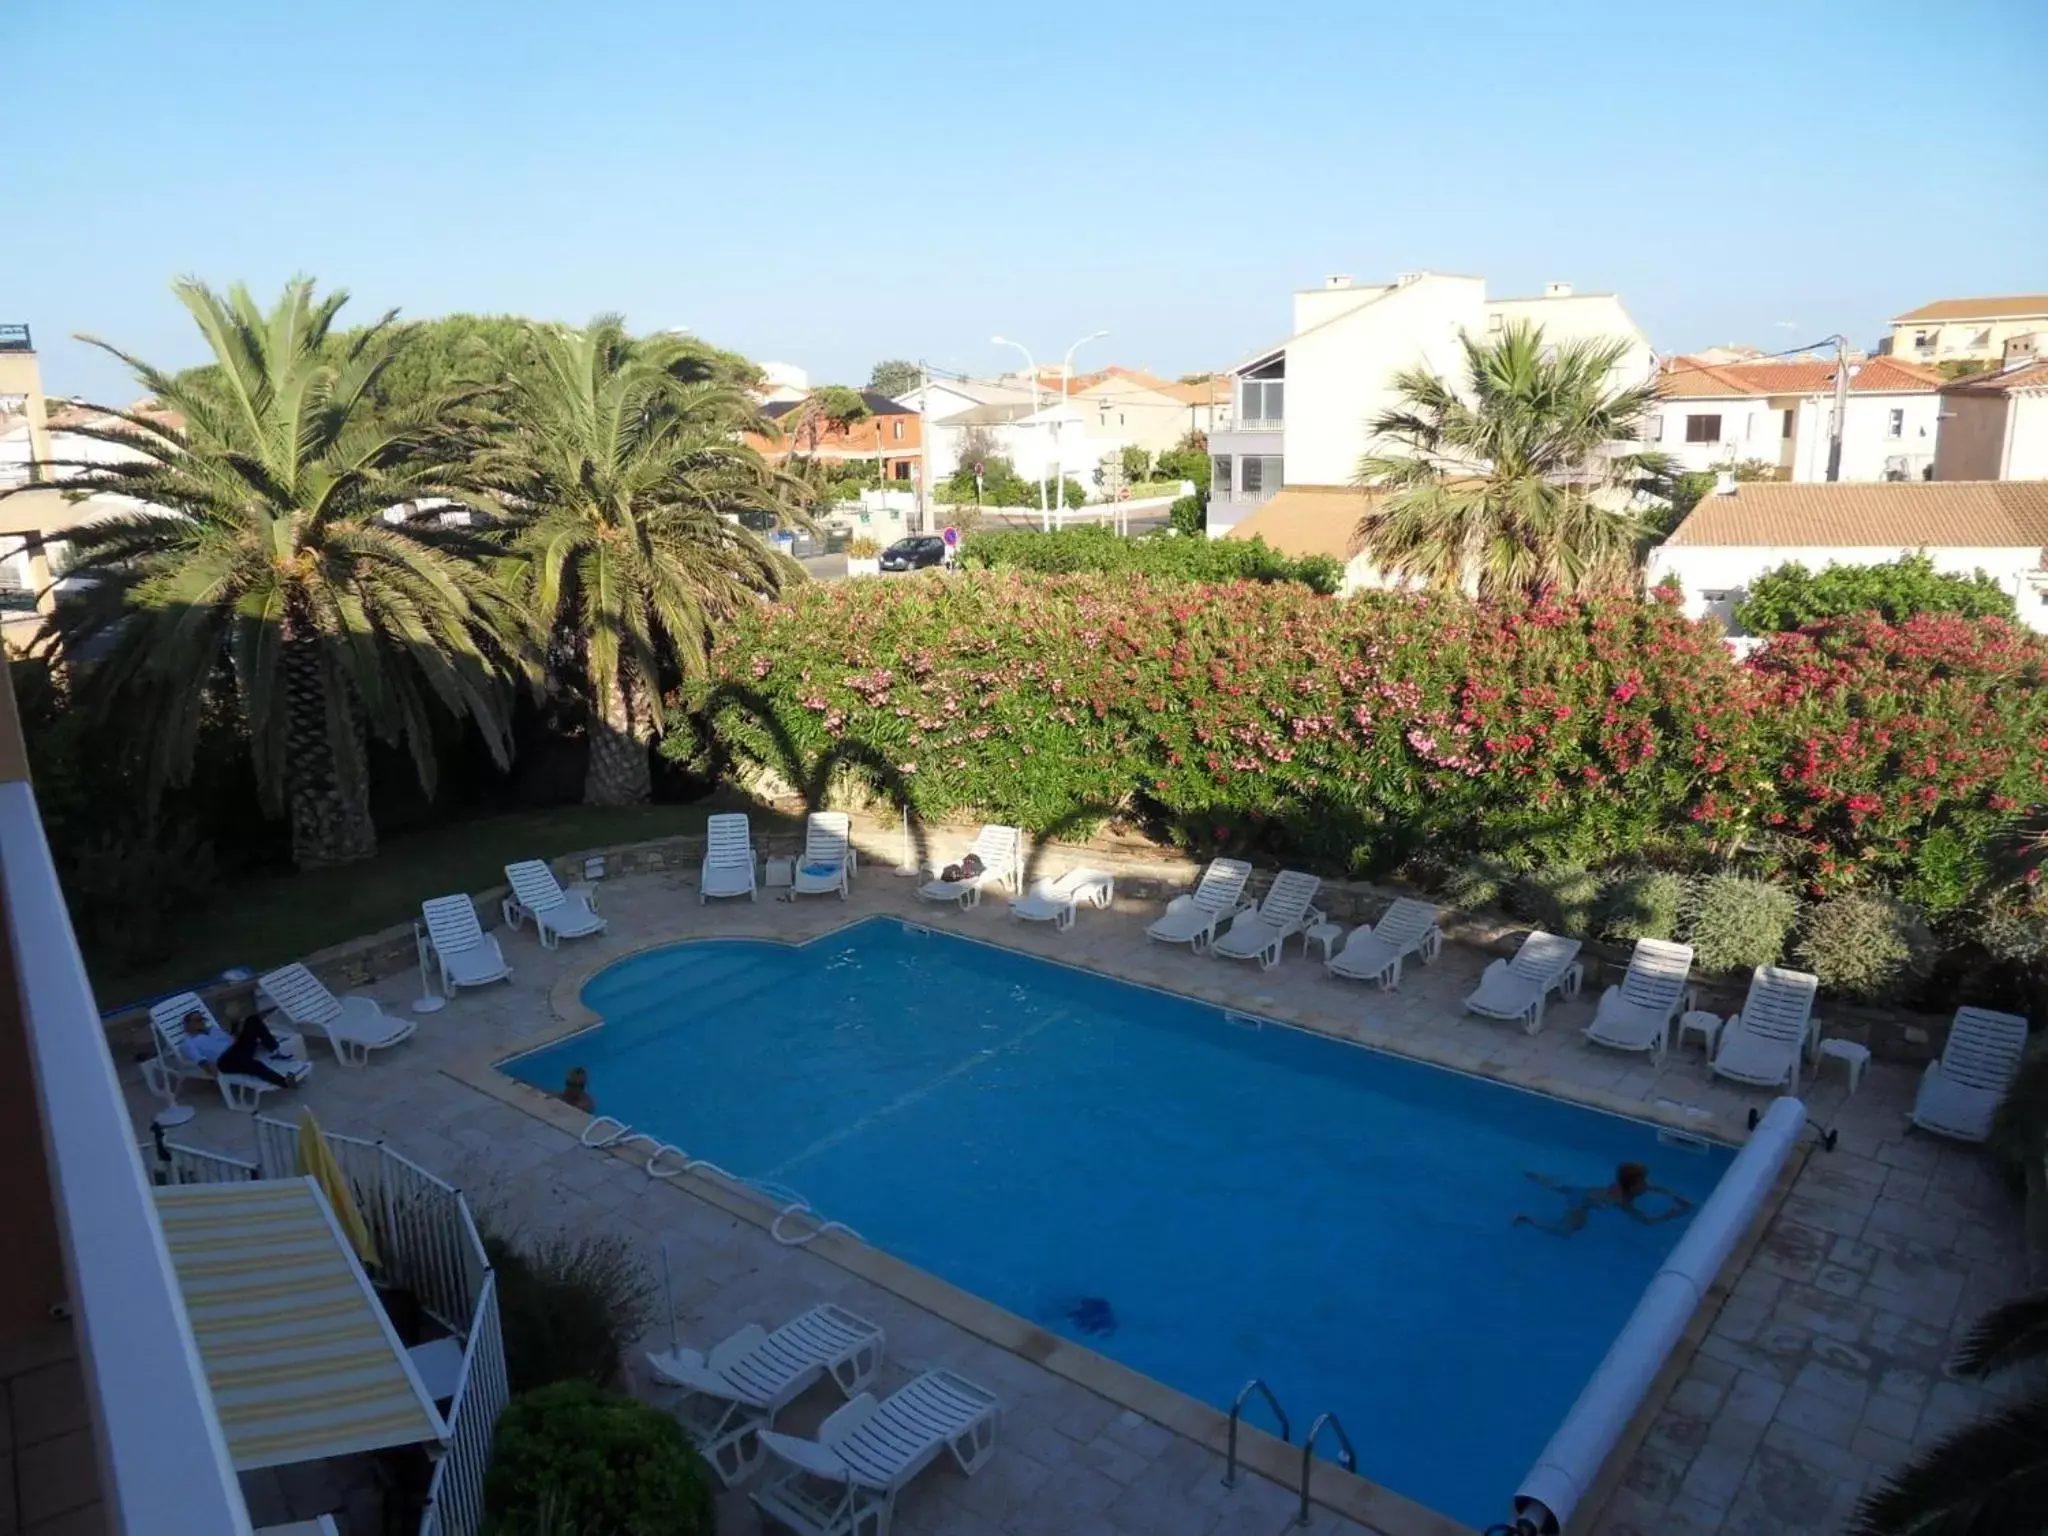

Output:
xmin=1816 ymin=1038 xmax=1871 ymax=1094
xmin=1677 ymin=1010 xmax=1723 ymax=1056
xmin=1303 ymin=922 xmax=1345 ymax=963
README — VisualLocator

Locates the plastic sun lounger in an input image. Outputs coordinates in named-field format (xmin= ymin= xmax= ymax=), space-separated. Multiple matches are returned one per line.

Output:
xmin=1211 ymin=870 xmax=1325 ymax=970
xmin=1144 ymin=859 xmax=1253 ymax=953
xmin=917 ymin=825 xmax=1022 ymax=909
xmin=419 ymin=894 xmax=514 ymax=992
xmin=1464 ymin=930 xmax=1585 ymax=1035
xmin=1582 ymin=939 xmax=1695 ymax=1064
xmin=794 ymin=812 xmax=856 ymax=900
xmin=1008 ymin=868 xmax=1114 ymax=931
xmin=646 ymin=1303 xmax=885 ymax=1488
xmin=501 ymin=859 xmax=606 ymax=948
xmin=1711 ymin=965 xmax=1820 ymax=1092
xmin=752 ymin=1369 xmax=1000 ymax=1536
xmin=1911 ymin=1005 xmax=2030 ymax=1143
xmin=256 ymin=962 xmax=417 ymax=1067
xmin=1325 ymin=897 xmax=1443 ymax=990
xmin=147 ymin=991 xmax=309 ymax=1111
xmin=702 ymin=812 xmax=760 ymax=903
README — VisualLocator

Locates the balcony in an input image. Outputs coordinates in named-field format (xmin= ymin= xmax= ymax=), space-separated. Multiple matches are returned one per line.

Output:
xmin=1234 ymin=417 xmax=1283 ymax=434
xmin=0 ymin=324 xmax=30 ymax=352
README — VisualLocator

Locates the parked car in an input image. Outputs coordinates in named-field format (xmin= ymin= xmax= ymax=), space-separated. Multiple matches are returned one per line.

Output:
xmin=880 ymin=536 xmax=948 ymax=571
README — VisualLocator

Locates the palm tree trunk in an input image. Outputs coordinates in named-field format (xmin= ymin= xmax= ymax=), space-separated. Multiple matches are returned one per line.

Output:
xmin=283 ymin=632 xmax=377 ymax=868
xmin=585 ymin=675 xmax=653 ymax=806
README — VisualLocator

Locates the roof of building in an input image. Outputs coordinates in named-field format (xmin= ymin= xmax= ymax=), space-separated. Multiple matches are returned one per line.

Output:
xmin=1664 ymin=480 xmax=2048 ymax=549
xmin=934 ymin=400 xmax=1045 ymax=427
xmin=1221 ymin=486 xmax=1378 ymax=560
xmin=1157 ymin=378 xmax=1228 ymax=405
xmin=761 ymin=389 xmax=911 ymax=421
xmin=1941 ymin=361 xmax=2048 ymax=396
xmin=1656 ymin=355 xmax=1942 ymax=400
xmin=1892 ymin=295 xmax=2048 ymax=324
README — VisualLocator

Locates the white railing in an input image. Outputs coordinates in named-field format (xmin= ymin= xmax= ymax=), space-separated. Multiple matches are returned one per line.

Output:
xmin=0 ymin=775 xmax=253 ymax=1534
xmin=139 ymin=1134 xmax=258 ymax=1186
xmin=418 ymin=1273 xmax=508 ymax=1536
xmin=1236 ymin=417 xmax=1283 ymax=433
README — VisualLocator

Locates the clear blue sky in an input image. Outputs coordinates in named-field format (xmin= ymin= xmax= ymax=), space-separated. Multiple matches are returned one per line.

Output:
xmin=6 ymin=0 xmax=2044 ymax=403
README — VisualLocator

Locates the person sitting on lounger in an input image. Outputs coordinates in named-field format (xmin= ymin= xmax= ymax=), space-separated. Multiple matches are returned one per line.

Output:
xmin=559 ymin=1066 xmax=595 ymax=1113
xmin=179 ymin=1009 xmax=304 ymax=1090
xmin=1513 ymin=1161 xmax=1691 ymax=1234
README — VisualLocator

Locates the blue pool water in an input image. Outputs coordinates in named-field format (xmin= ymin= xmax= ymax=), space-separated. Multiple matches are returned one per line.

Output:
xmin=505 ymin=918 xmax=1732 ymax=1525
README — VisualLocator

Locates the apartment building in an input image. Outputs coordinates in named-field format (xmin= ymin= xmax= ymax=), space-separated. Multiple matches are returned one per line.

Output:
xmin=1648 ymin=355 xmax=1945 ymax=483
xmin=1886 ymin=295 xmax=2048 ymax=367
xmin=1205 ymin=271 xmax=1653 ymax=534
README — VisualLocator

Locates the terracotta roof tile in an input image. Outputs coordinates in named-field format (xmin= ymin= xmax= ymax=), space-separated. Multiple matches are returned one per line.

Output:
xmin=1657 ymin=356 xmax=1941 ymax=399
xmin=1665 ymin=481 xmax=2048 ymax=549
xmin=1941 ymin=361 xmax=2048 ymax=395
xmin=1891 ymin=295 xmax=2048 ymax=324
xmin=1221 ymin=486 xmax=1377 ymax=560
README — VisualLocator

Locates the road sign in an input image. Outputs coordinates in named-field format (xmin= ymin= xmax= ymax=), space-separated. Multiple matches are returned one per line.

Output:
xmin=941 ymin=526 xmax=959 ymax=547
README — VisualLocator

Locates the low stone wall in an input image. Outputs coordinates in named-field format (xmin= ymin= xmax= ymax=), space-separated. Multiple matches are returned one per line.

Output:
xmin=102 ymin=812 xmax=1959 ymax=1067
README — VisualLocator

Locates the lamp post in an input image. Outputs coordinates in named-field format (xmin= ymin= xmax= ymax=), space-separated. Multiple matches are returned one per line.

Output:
xmin=1056 ymin=329 xmax=1108 ymax=532
xmin=991 ymin=335 xmax=1047 ymax=526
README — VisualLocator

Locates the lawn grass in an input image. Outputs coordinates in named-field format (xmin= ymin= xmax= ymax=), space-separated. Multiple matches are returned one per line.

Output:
xmin=96 ymin=792 xmax=800 ymax=1007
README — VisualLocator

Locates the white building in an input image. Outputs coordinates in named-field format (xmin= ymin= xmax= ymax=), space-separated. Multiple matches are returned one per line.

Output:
xmin=1646 ymin=479 xmax=2048 ymax=634
xmin=1935 ymin=344 xmax=2048 ymax=482
xmin=893 ymin=377 xmax=1036 ymax=482
xmin=1206 ymin=271 xmax=1653 ymax=533
xmin=755 ymin=361 xmax=810 ymax=406
xmin=1648 ymin=355 xmax=1944 ymax=483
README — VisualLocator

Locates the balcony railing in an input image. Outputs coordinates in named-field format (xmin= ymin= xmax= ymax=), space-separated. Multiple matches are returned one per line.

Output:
xmin=0 ymin=324 xmax=30 ymax=351
xmin=1235 ymin=417 xmax=1283 ymax=433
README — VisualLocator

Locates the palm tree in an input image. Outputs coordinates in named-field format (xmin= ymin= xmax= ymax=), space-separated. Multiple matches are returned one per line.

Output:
xmin=1849 ymin=1288 xmax=2048 ymax=1534
xmin=471 ymin=317 xmax=802 ymax=805
xmin=21 ymin=277 xmax=526 ymax=868
xmin=1353 ymin=320 xmax=1671 ymax=600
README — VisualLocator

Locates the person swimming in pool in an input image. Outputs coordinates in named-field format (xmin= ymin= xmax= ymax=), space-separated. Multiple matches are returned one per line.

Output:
xmin=1513 ymin=1161 xmax=1692 ymax=1235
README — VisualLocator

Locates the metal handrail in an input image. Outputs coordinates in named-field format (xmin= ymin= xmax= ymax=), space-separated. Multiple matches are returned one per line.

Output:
xmin=1222 ymin=1378 xmax=1291 ymax=1489
xmin=0 ymin=322 xmax=30 ymax=351
xmin=1295 ymin=1411 xmax=1358 ymax=1525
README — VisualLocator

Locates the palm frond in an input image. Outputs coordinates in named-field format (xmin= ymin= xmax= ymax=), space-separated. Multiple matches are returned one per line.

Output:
xmin=1848 ymin=1392 xmax=2048 ymax=1536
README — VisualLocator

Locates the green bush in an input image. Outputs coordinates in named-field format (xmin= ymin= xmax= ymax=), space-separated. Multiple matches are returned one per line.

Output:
xmin=957 ymin=525 xmax=1340 ymax=593
xmin=1599 ymin=870 xmax=1687 ymax=943
xmin=1684 ymin=875 xmax=1800 ymax=975
xmin=1442 ymin=857 xmax=1516 ymax=913
xmin=1167 ymin=494 xmax=1206 ymax=537
xmin=483 ymin=1381 xmax=714 ymax=1536
xmin=1795 ymin=894 xmax=1934 ymax=1001
xmin=1735 ymin=553 xmax=2016 ymax=633
xmin=1514 ymin=865 xmax=1603 ymax=937
xmin=484 ymin=1229 xmax=656 ymax=1395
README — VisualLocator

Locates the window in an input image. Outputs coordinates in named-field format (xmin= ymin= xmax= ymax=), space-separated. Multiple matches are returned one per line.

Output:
xmin=1783 ymin=409 xmax=1795 ymax=439
xmin=1887 ymin=408 xmax=1904 ymax=439
xmin=1645 ymin=414 xmax=1663 ymax=442
xmin=1239 ymin=379 xmax=1284 ymax=423
xmin=1212 ymin=454 xmax=1232 ymax=496
xmin=1684 ymin=414 xmax=1722 ymax=444
xmin=1913 ymin=330 xmax=1935 ymax=351
xmin=1240 ymin=455 xmax=1284 ymax=498
xmin=891 ymin=419 xmax=904 ymax=440
xmin=1746 ymin=411 xmax=1761 ymax=441
xmin=892 ymin=460 xmax=910 ymax=480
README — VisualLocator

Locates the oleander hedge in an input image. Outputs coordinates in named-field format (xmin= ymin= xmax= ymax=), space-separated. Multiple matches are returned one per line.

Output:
xmin=673 ymin=573 xmax=2048 ymax=914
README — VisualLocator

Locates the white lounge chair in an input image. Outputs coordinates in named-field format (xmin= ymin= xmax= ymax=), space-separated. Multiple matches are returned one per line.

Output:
xmin=1326 ymin=898 xmax=1443 ymax=989
xmin=702 ymin=813 xmax=759 ymax=904
xmin=501 ymin=860 xmax=606 ymax=948
xmin=1582 ymin=939 xmax=1695 ymax=1064
xmin=752 ymin=1369 xmax=1000 ymax=1536
xmin=646 ymin=1304 xmax=885 ymax=1487
xmin=917 ymin=825 xmax=1022 ymax=909
xmin=419 ymin=895 xmax=514 ymax=993
xmin=1212 ymin=870 xmax=1325 ymax=969
xmin=257 ymin=963 xmax=417 ymax=1067
xmin=1711 ymin=966 xmax=1820 ymax=1091
xmin=1911 ymin=1006 xmax=2030 ymax=1143
xmin=1008 ymin=868 xmax=1113 ymax=931
xmin=1144 ymin=858 xmax=1253 ymax=952
xmin=793 ymin=813 xmax=856 ymax=900
xmin=1464 ymin=930 xmax=1584 ymax=1035
xmin=148 ymin=992 xmax=309 ymax=1111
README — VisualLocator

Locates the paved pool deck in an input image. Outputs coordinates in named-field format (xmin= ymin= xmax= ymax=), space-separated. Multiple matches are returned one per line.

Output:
xmin=119 ymin=866 xmax=2030 ymax=1536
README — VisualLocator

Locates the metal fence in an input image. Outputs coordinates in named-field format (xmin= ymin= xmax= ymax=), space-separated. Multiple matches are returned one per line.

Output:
xmin=140 ymin=1134 xmax=259 ymax=1186
xmin=417 ymin=1272 xmax=508 ymax=1536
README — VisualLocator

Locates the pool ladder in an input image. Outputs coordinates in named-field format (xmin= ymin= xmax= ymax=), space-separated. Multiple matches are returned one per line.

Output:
xmin=1223 ymin=1378 xmax=1359 ymax=1528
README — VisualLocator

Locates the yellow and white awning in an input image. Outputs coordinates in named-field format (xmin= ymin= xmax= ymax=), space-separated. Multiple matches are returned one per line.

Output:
xmin=154 ymin=1178 xmax=447 ymax=1471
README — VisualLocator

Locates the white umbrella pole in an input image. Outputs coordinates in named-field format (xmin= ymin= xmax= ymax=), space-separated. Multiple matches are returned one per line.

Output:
xmin=661 ymin=1240 xmax=678 ymax=1351
xmin=411 ymin=922 xmax=446 ymax=1014
xmin=894 ymin=805 xmax=916 ymax=877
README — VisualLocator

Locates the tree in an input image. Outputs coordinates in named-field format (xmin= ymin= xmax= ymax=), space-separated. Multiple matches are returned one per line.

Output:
xmin=1849 ymin=1289 xmax=2048 ymax=1535
xmin=1120 ymin=444 xmax=1153 ymax=483
xmin=1353 ymin=320 xmax=1670 ymax=600
xmin=472 ymin=316 xmax=802 ymax=805
xmin=1734 ymin=553 xmax=2017 ymax=633
xmin=867 ymin=359 xmax=920 ymax=400
xmin=1156 ymin=430 xmax=1211 ymax=495
xmin=778 ymin=385 xmax=873 ymax=464
xmin=20 ymin=277 xmax=525 ymax=868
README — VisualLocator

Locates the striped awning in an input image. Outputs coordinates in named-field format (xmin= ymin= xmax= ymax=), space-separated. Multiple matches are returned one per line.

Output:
xmin=154 ymin=1178 xmax=448 ymax=1470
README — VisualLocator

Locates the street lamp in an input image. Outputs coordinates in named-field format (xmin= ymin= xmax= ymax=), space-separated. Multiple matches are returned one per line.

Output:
xmin=991 ymin=335 xmax=1047 ymax=525
xmin=1056 ymin=329 xmax=1108 ymax=532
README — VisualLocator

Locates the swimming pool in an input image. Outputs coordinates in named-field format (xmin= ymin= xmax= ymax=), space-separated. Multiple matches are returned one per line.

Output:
xmin=505 ymin=917 xmax=1732 ymax=1526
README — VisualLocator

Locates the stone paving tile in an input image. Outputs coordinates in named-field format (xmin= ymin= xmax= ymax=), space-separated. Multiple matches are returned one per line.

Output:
xmin=119 ymin=868 xmax=2032 ymax=1535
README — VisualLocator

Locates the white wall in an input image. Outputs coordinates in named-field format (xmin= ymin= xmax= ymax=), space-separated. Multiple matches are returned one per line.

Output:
xmin=1291 ymin=282 xmax=1389 ymax=335
xmin=1649 ymin=397 xmax=1796 ymax=474
xmin=1487 ymin=293 xmax=1657 ymax=391
xmin=2008 ymin=393 xmax=2048 ymax=479
xmin=1835 ymin=392 xmax=1940 ymax=480
xmin=1647 ymin=542 xmax=2048 ymax=633
xmin=1649 ymin=391 xmax=1938 ymax=482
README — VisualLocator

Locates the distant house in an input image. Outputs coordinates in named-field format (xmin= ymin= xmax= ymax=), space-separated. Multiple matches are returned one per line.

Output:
xmin=1886 ymin=295 xmax=2048 ymax=368
xmin=1645 ymin=480 xmax=2048 ymax=634
xmin=1648 ymin=355 xmax=1944 ymax=483
xmin=1218 ymin=485 xmax=1404 ymax=596
xmin=893 ymin=378 xmax=1036 ymax=482
xmin=751 ymin=389 xmax=923 ymax=483
xmin=1935 ymin=339 xmax=2048 ymax=482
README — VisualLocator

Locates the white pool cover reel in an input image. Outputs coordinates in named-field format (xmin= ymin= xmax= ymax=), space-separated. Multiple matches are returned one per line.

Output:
xmin=1512 ymin=1096 xmax=1806 ymax=1534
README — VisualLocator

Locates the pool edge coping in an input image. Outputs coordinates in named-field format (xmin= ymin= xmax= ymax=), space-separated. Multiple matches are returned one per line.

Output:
xmin=446 ymin=909 xmax=1785 ymax=1536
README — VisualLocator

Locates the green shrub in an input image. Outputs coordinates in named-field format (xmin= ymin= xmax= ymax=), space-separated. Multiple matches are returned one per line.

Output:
xmin=1684 ymin=875 xmax=1800 ymax=974
xmin=1167 ymin=494 xmax=1205 ymax=537
xmin=1598 ymin=870 xmax=1687 ymax=943
xmin=1442 ymin=857 xmax=1515 ymax=913
xmin=484 ymin=1228 xmax=656 ymax=1395
xmin=483 ymin=1381 xmax=714 ymax=1536
xmin=1795 ymin=895 xmax=1934 ymax=1001
xmin=1514 ymin=865 xmax=1602 ymax=937
xmin=957 ymin=525 xmax=1340 ymax=593
xmin=1735 ymin=553 xmax=2016 ymax=633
